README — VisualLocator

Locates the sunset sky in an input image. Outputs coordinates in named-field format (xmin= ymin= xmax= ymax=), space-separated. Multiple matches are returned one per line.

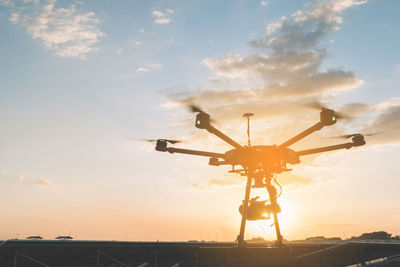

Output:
xmin=1 ymin=0 xmax=399 ymax=242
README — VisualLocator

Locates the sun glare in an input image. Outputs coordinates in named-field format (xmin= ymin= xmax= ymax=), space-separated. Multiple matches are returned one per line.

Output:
xmin=246 ymin=198 xmax=299 ymax=241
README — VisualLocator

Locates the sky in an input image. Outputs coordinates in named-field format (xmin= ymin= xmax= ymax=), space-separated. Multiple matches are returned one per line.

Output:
xmin=0 ymin=0 xmax=399 ymax=242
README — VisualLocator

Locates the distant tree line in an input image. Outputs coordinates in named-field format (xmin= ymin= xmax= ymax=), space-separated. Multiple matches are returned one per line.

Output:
xmin=247 ymin=231 xmax=400 ymax=242
xmin=349 ymin=231 xmax=400 ymax=240
xmin=303 ymin=231 xmax=400 ymax=241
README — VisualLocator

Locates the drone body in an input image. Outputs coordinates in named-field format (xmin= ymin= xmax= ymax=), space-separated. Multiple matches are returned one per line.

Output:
xmin=214 ymin=145 xmax=300 ymax=172
xmin=153 ymin=106 xmax=365 ymax=247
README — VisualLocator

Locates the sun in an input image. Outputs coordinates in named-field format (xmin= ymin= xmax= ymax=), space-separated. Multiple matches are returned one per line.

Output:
xmin=274 ymin=198 xmax=298 ymax=232
xmin=246 ymin=197 xmax=299 ymax=241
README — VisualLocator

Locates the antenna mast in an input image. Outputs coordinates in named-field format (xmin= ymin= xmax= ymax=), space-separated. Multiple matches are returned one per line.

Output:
xmin=243 ymin=113 xmax=254 ymax=147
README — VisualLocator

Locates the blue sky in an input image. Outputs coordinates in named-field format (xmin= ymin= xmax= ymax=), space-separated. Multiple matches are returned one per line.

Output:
xmin=0 ymin=0 xmax=399 ymax=241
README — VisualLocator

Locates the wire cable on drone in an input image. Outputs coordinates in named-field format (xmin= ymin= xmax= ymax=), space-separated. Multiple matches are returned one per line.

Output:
xmin=273 ymin=173 xmax=282 ymax=199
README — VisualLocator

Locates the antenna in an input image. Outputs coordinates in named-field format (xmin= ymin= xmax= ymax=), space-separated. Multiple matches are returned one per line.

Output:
xmin=242 ymin=113 xmax=254 ymax=147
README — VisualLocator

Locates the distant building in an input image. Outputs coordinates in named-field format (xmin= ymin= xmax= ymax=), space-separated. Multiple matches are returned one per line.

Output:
xmin=26 ymin=236 xmax=43 ymax=240
xmin=55 ymin=236 xmax=73 ymax=240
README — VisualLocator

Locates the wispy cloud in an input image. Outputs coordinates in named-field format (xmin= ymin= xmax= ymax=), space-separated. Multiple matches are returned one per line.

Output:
xmin=136 ymin=63 xmax=162 ymax=73
xmin=130 ymin=39 xmax=142 ymax=45
xmin=361 ymin=98 xmax=400 ymax=145
xmin=7 ymin=0 xmax=104 ymax=59
xmin=0 ymin=0 xmax=14 ymax=7
xmin=35 ymin=178 xmax=55 ymax=188
xmin=152 ymin=8 xmax=173 ymax=24
xmin=136 ymin=67 xmax=149 ymax=72
xmin=1 ymin=170 xmax=56 ymax=188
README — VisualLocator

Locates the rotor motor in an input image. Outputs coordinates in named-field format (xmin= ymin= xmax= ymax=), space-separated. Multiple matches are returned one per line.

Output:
xmin=320 ymin=109 xmax=337 ymax=126
xmin=155 ymin=139 xmax=168 ymax=151
xmin=195 ymin=112 xmax=210 ymax=129
xmin=352 ymin=134 xmax=366 ymax=146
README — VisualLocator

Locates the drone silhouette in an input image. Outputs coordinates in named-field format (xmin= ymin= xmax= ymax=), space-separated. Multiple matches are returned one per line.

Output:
xmin=151 ymin=104 xmax=366 ymax=247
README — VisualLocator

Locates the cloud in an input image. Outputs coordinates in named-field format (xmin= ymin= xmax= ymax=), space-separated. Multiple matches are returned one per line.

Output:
xmin=168 ymin=0 xmax=366 ymax=120
xmin=0 ymin=0 xmax=14 ymax=7
xmin=136 ymin=63 xmax=162 ymax=73
xmin=8 ymin=0 xmax=104 ymax=59
xmin=136 ymin=67 xmax=148 ymax=72
xmin=9 ymin=12 xmax=19 ymax=22
xmin=35 ymin=178 xmax=55 ymax=188
xmin=152 ymin=9 xmax=173 ymax=24
xmin=253 ymin=0 xmax=366 ymax=52
xmin=362 ymin=99 xmax=400 ymax=145
xmin=260 ymin=1 xmax=269 ymax=7
xmin=394 ymin=64 xmax=400 ymax=74
xmin=0 ymin=170 xmax=58 ymax=188
xmin=200 ymin=0 xmax=366 ymax=99
xmin=338 ymin=102 xmax=371 ymax=116
xmin=130 ymin=39 xmax=142 ymax=45
xmin=149 ymin=63 xmax=162 ymax=69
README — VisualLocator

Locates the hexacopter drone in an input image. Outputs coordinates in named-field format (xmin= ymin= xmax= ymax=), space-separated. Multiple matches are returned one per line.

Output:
xmin=152 ymin=105 xmax=366 ymax=247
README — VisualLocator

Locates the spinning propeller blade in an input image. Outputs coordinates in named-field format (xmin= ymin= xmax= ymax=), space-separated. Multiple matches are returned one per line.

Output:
xmin=331 ymin=132 xmax=380 ymax=139
xmin=188 ymin=104 xmax=205 ymax=113
xmin=303 ymin=100 xmax=353 ymax=120
xmin=137 ymin=138 xmax=183 ymax=144
xmin=186 ymin=103 xmax=218 ymax=124
xmin=305 ymin=100 xmax=326 ymax=110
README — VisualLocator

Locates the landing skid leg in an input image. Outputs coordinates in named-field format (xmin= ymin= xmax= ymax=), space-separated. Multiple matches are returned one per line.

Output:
xmin=266 ymin=178 xmax=283 ymax=246
xmin=237 ymin=173 xmax=253 ymax=248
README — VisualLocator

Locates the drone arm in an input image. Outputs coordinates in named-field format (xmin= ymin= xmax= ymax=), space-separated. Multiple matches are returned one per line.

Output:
xmin=167 ymin=147 xmax=225 ymax=158
xmin=279 ymin=122 xmax=323 ymax=148
xmin=295 ymin=142 xmax=354 ymax=156
xmin=206 ymin=125 xmax=242 ymax=149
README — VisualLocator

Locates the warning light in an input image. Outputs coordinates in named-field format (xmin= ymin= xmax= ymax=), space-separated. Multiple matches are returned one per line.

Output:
xmin=332 ymin=116 xmax=336 ymax=121
xmin=196 ymin=120 xmax=201 ymax=125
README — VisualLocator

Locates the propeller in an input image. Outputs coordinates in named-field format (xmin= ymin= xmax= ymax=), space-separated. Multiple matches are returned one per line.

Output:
xmin=303 ymin=100 xmax=353 ymax=120
xmin=305 ymin=100 xmax=326 ymax=110
xmin=331 ymin=132 xmax=380 ymax=139
xmin=333 ymin=111 xmax=353 ymax=120
xmin=134 ymin=138 xmax=183 ymax=144
xmin=147 ymin=139 xmax=182 ymax=144
xmin=186 ymin=103 xmax=218 ymax=123
xmin=188 ymin=104 xmax=205 ymax=114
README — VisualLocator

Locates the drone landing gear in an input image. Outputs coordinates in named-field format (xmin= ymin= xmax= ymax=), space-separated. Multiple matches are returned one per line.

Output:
xmin=266 ymin=180 xmax=283 ymax=247
xmin=237 ymin=172 xmax=283 ymax=248
xmin=237 ymin=174 xmax=253 ymax=248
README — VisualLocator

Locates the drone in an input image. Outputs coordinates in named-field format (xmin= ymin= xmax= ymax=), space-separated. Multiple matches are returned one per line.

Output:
xmin=151 ymin=105 xmax=366 ymax=247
